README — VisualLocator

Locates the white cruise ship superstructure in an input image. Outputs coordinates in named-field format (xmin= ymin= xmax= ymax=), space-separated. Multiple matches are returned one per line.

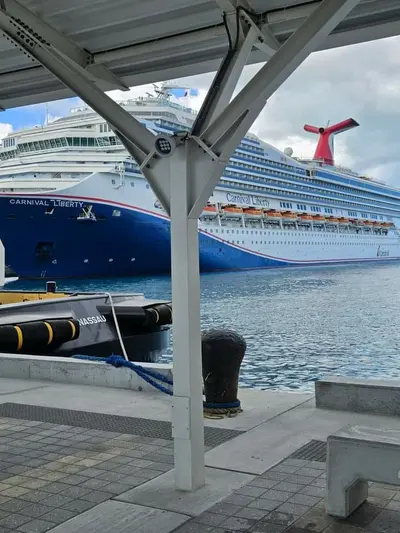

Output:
xmin=0 ymin=87 xmax=399 ymax=279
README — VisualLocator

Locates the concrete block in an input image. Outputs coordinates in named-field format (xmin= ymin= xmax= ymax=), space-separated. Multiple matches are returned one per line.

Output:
xmin=315 ymin=376 xmax=400 ymax=415
xmin=116 ymin=467 xmax=254 ymax=516
xmin=0 ymin=353 xmax=172 ymax=393
xmin=49 ymin=500 xmax=189 ymax=533
xmin=327 ymin=425 xmax=400 ymax=518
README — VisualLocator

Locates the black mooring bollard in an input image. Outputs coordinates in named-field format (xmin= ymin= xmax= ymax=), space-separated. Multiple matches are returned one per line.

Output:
xmin=201 ymin=329 xmax=246 ymax=418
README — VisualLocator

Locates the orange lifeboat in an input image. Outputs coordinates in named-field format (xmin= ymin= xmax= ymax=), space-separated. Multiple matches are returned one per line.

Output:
xmin=312 ymin=215 xmax=326 ymax=223
xmin=222 ymin=204 xmax=243 ymax=214
xmin=299 ymin=213 xmax=313 ymax=221
xmin=243 ymin=207 xmax=263 ymax=217
xmin=382 ymin=222 xmax=393 ymax=228
xmin=327 ymin=217 xmax=339 ymax=223
xmin=339 ymin=217 xmax=350 ymax=224
xmin=203 ymin=203 xmax=217 ymax=213
xmin=265 ymin=210 xmax=282 ymax=218
xmin=282 ymin=211 xmax=298 ymax=220
xmin=364 ymin=220 xmax=373 ymax=226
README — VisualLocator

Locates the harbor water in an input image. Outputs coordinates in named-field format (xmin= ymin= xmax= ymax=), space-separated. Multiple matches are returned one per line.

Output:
xmin=10 ymin=262 xmax=400 ymax=392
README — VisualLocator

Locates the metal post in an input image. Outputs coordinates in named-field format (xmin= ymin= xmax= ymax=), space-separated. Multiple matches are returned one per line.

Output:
xmin=169 ymin=142 xmax=205 ymax=491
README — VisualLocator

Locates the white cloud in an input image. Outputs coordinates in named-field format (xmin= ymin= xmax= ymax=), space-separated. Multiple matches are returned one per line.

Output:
xmin=0 ymin=123 xmax=13 ymax=140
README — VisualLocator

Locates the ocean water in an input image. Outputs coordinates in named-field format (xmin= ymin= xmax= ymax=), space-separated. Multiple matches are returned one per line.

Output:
xmin=9 ymin=262 xmax=400 ymax=392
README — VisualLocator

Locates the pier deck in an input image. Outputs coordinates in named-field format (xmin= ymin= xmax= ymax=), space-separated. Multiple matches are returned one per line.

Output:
xmin=0 ymin=378 xmax=398 ymax=532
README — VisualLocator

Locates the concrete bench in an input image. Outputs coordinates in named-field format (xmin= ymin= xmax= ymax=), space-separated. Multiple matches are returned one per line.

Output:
xmin=326 ymin=425 xmax=400 ymax=518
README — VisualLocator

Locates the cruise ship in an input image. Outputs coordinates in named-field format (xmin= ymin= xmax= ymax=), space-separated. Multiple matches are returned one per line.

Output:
xmin=0 ymin=86 xmax=399 ymax=279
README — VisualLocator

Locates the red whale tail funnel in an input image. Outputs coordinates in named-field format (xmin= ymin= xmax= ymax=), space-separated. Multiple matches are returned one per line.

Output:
xmin=304 ymin=118 xmax=359 ymax=166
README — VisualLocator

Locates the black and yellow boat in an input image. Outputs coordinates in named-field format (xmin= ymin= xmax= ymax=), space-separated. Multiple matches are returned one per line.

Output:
xmin=0 ymin=282 xmax=172 ymax=362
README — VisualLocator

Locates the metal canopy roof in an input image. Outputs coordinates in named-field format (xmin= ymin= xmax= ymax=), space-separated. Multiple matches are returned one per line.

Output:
xmin=0 ymin=0 xmax=399 ymax=109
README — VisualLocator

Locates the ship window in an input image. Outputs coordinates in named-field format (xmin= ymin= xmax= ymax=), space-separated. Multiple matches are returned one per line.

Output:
xmin=130 ymin=182 xmax=135 ymax=187
xmin=111 ymin=179 xmax=116 ymax=185
xmin=6 ymin=214 xmax=16 ymax=219
xmin=112 ymin=210 xmax=121 ymax=217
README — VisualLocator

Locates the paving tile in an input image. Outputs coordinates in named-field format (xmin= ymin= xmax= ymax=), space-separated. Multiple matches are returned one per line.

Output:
xmin=225 ymin=494 xmax=256 ymax=506
xmin=342 ymin=501 xmax=382 ymax=528
xmin=18 ymin=491 xmax=52 ymax=504
xmin=58 ymin=475 xmax=88 ymax=486
xmin=172 ymin=522 xmax=214 ymax=533
xmin=1 ymin=486 xmax=30 ymax=497
xmin=287 ymin=494 xmax=322 ymax=507
xmin=369 ymin=487 xmax=397 ymax=500
xmin=40 ymin=482 xmax=71 ymax=494
xmin=296 ymin=468 xmax=324 ymax=478
xmin=284 ymin=475 xmax=316 ymax=486
xmin=268 ymin=464 xmax=301 ymax=475
xmin=234 ymin=507 xmax=269 ymax=521
xmin=19 ymin=504 xmax=54 ymax=519
xmin=0 ymin=513 xmax=31 ymax=528
xmin=16 ymin=518 xmax=56 ymax=532
xmin=248 ymin=499 xmax=280 ymax=512
xmin=237 ymin=486 xmax=269 ymax=498
xmin=249 ymin=520 xmax=287 ymax=532
xmin=324 ymin=524 xmax=364 ymax=533
xmin=59 ymin=486 xmax=90 ymax=499
xmin=261 ymin=472 xmax=289 ymax=482
xmin=276 ymin=501 xmax=310 ymax=516
xmin=80 ymin=490 xmax=111 ymax=503
xmin=274 ymin=482 xmax=304 ymax=494
xmin=208 ymin=502 xmax=243 ymax=516
xmin=292 ymin=507 xmax=333 ymax=532
xmin=60 ymin=499 xmax=97 ymax=513
xmin=76 ymin=467 xmax=106 ymax=478
xmin=262 ymin=490 xmax=292 ymax=503
xmin=98 ymin=482 xmax=132 ymax=495
xmin=222 ymin=516 xmax=257 ymax=530
xmin=248 ymin=479 xmax=279 ymax=490
xmin=41 ymin=494 xmax=75 ymax=508
xmin=40 ymin=508 xmax=77 ymax=525
xmin=79 ymin=477 xmax=112 ymax=490
xmin=193 ymin=512 xmax=227 ymax=526
xmin=0 ymin=498 xmax=29 ymax=513
xmin=266 ymin=510 xmax=297 ymax=526
xmin=299 ymin=485 xmax=325 ymax=498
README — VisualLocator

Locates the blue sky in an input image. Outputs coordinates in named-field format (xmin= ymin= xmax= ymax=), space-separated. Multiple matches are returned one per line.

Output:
xmin=0 ymin=97 xmax=80 ymax=131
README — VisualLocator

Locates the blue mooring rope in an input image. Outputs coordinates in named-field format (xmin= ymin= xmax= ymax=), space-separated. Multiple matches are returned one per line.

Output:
xmin=71 ymin=354 xmax=242 ymax=411
xmin=72 ymin=354 xmax=173 ymax=396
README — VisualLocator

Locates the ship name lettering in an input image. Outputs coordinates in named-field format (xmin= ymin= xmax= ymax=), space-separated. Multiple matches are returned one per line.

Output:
xmin=225 ymin=192 xmax=269 ymax=207
xmin=9 ymin=198 xmax=84 ymax=208
xmin=77 ymin=315 xmax=107 ymax=327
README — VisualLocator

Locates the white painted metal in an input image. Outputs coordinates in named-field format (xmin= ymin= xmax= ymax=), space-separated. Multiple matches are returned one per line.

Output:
xmin=0 ymin=0 xmax=399 ymax=108
xmin=169 ymin=143 xmax=205 ymax=491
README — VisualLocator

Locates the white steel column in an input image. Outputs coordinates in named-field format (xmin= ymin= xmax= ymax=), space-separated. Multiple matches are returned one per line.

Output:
xmin=169 ymin=142 xmax=205 ymax=491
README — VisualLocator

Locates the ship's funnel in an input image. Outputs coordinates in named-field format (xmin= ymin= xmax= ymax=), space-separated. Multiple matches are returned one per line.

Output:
xmin=304 ymin=118 xmax=359 ymax=166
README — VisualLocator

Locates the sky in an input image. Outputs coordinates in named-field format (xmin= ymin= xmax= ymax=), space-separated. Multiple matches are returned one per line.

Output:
xmin=0 ymin=34 xmax=399 ymax=185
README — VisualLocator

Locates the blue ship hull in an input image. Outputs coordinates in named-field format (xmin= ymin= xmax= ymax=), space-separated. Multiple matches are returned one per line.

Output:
xmin=2 ymin=197 xmax=399 ymax=279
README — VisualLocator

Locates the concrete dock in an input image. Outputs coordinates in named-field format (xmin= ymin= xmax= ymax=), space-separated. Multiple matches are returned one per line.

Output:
xmin=0 ymin=376 xmax=399 ymax=532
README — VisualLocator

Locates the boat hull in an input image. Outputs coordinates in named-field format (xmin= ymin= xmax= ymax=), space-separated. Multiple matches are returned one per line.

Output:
xmin=2 ymin=193 xmax=400 ymax=279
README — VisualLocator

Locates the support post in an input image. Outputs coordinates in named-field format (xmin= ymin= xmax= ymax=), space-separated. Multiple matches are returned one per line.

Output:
xmin=169 ymin=142 xmax=205 ymax=491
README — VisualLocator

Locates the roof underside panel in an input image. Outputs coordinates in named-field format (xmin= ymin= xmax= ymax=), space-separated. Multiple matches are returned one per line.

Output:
xmin=0 ymin=0 xmax=398 ymax=109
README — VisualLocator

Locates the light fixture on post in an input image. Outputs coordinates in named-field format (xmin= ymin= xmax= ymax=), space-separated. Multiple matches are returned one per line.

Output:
xmin=154 ymin=135 xmax=176 ymax=157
